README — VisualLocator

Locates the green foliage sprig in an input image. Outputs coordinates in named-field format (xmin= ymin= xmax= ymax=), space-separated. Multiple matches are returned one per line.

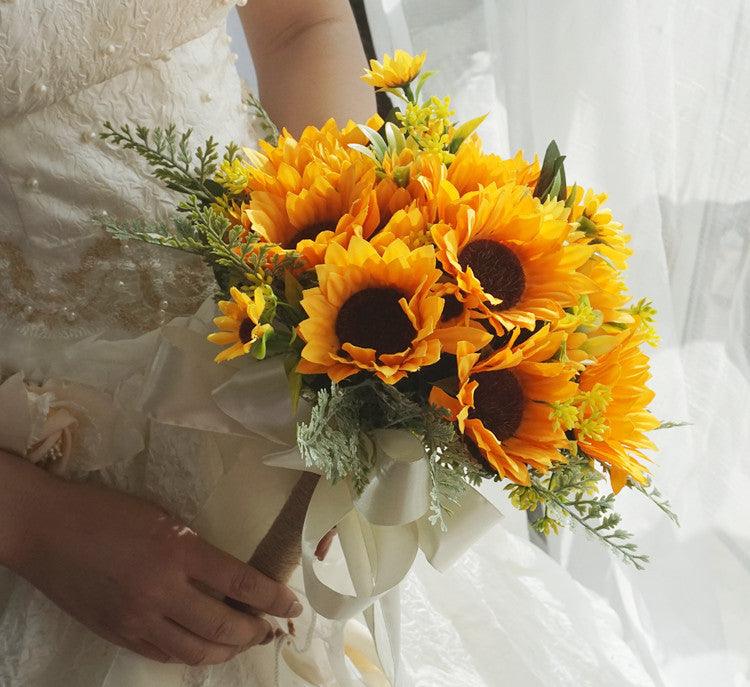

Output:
xmin=297 ymin=379 xmax=487 ymax=527
xmin=244 ymin=92 xmax=280 ymax=145
xmin=100 ymin=122 xmax=232 ymax=205
xmin=506 ymin=453 xmax=650 ymax=569
xmin=630 ymin=479 xmax=680 ymax=526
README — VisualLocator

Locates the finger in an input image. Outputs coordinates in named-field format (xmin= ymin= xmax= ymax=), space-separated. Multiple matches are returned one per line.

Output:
xmin=167 ymin=582 xmax=273 ymax=647
xmin=186 ymin=538 xmax=302 ymax=618
xmin=315 ymin=529 xmax=337 ymax=561
xmin=95 ymin=624 xmax=174 ymax=664
xmin=150 ymin=618 xmax=240 ymax=667
xmin=135 ymin=639 xmax=175 ymax=664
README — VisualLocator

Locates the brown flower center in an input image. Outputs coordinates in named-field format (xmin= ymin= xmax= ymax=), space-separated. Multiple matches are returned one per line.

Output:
xmin=440 ymin=293 xmax=464 ymax=322
xmin=469 ymin=369 xmax=525 ymax=441
xmin=335 ymin=286 xmax=416 ymax=355
xmin=286 ymin=222 xmax=329 ymax=249
xmin=492 ymin=320 xmax=545 ymax=349
xmin=458 ymin=239 xmax=525 ymax=311
xmin=238 ymin=318 xmax=256 ymax=344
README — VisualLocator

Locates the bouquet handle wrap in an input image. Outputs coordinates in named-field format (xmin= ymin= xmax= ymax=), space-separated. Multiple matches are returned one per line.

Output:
xmin=227 ymin=471 xmax=320 ymax=613
xmin=249 ymin=471 xmax=322 ymax=583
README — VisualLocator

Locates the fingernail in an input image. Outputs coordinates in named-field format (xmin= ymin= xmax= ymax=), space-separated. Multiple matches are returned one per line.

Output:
xmin=287 ymin=600 xmax=303 ymax=618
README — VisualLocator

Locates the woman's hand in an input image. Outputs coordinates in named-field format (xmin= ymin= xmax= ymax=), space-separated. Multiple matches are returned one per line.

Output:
xmin=2 ymin=454 xmax=302 ymax=666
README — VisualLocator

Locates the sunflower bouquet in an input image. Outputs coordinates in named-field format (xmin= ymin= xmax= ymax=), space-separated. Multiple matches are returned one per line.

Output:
xmin=102 ymin=49 xmax=677 ymax=609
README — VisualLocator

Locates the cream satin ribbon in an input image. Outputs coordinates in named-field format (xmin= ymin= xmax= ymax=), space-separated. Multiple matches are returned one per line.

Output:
xmin=108 ymin=303 xmax=503 ymax=686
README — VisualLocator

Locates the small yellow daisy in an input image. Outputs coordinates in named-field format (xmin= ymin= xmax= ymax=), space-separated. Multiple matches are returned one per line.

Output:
xmin=208 ymin=287 xmax=271 ymax=362
xmin=361 ymin=50 xmax=427 ymax=90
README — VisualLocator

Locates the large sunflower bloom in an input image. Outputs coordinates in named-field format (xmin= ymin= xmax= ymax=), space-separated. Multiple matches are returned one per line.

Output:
xmin=430 ymin=327 xmax=577 ymax=485
xmin=361 ymin=50 xmax=426 ymax=90
xmin=297 ymin=237 xmax=490 ymax=384
xmin=233 ymin=117 xmax=385 ymax=266
xmin=431 ymin=183 xmax=595 ymax=334
xmin=208 ymin=287 xmax=271 ymax=363
xmin=246 ymin=156 xmax=380 ymax=267
xmin=575 ymin=323 xmax=660 ymax=493
xmin=244 ymin=116 xmax=385 ymax=194
xmin=447 ymin=137 xmax=540 ymax=196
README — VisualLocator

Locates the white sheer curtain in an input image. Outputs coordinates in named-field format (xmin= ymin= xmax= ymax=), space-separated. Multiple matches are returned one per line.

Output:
xmin=362 ymin=1 xmax=750 ymax=685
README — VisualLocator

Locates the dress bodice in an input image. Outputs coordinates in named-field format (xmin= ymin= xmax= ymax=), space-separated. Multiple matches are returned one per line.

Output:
xmin=0 ymin=0 xmax=260 ymax=358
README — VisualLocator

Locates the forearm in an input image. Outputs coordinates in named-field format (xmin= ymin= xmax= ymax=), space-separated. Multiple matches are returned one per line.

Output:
xmin=0 ymin=450 xmax=55 ymax=571
xmin=239 ymin=0 xmax=377 ymax=135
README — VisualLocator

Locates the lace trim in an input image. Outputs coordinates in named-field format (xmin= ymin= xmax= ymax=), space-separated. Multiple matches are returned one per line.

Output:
xmin=0 ymin=236 xmax=215 ymax=339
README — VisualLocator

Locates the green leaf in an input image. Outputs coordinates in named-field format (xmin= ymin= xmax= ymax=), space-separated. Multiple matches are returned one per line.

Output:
xmin=448 ymin=113 xmax=488 ymax=153
xmin=630 ymin=479 xmax=680 ymax=526
xmin=534 ymin=140 xmax=567 ymax=202
xmin=348 ymin=143 xmax=379 ymax=162
xmin=565 ymin=183 xmax=579 ymax=208
xmin=357 ymin=125 xmax=388 ymax=159
xmin=251 ymin=327 xmax=274 ymax=360
xmin=284 ymin=353 xmax=303 ymax=412
xmin=506 ymin=451 xmax=651 ymax=569
xmin=413 ymin=70 xmax=436 ymax=101
xmin=654 ymin=420 xmax=691 ymax=430
xmin=283 ymin=270 xmax=304 ymax=309
xmin=577 ymin=215 xmax=598 ymax=236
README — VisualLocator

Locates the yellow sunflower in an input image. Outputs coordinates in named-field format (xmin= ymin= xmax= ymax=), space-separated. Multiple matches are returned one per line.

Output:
xmin=243 ymin=116 xmax=385 ymax=194
xmin=246 ymin=156 xmax=380 ymax=267
xmin=566 ymin=186 xmax=632 ymax=271
xmin=430 ymin=326 xmax=577 ymax=485
xmin=222 ymin=117 xmax=386 ymax=266
xmin=374 ymin=146 xmax=425 ymax=222
xmin=208 ymin=287 xmax=272 ymax=363
xmin=431 ymin=183 xmax=595 ymax=334
xmin=447 ymin=137 xmax=540 ymax=196
xmin=370 ymin=204 xmax=432 ymax=252
xmin=361 ymin=50 xmax=427 ymax=90
xmin=297 ymin=236 xmax=490 ymax=384
xmin=575 ymin=323 xmax=660 ymax=492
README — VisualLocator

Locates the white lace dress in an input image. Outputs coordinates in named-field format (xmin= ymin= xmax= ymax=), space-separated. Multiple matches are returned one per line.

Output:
xmin=0 ymin=2 xmax=658 ymax=686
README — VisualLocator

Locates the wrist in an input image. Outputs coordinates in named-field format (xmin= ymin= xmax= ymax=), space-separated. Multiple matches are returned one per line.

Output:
xmin=0 ymin=451 xmax=63 ymax=573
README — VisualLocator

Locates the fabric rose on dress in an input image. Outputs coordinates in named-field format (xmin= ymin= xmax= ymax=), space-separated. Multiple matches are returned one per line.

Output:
xmin=0 ymin=372 xmax=145 ymax=475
